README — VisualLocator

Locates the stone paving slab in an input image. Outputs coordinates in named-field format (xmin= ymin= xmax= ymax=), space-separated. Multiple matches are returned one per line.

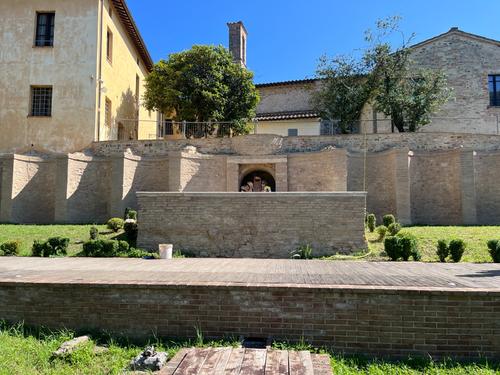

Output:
xmin=0 ymin=258 xmax=499 ymax=291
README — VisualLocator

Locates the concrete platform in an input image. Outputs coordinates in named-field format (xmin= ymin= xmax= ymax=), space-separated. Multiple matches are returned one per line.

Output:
xmin=1 ymin=258 xmax=499 ymax=359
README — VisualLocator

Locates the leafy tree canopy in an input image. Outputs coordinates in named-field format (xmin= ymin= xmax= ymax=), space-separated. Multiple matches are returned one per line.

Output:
xmin=313 ymin=16 xmax=453 ymax=133
xmin=143 ymin=45 xmax=259 ymax=134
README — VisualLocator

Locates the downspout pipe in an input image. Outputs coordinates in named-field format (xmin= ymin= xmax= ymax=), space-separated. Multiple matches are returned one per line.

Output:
xmin=96 ymin=0 xmax=104 ymax=141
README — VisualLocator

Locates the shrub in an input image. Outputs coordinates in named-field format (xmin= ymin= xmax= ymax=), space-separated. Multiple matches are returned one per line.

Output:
xmin=125 ymin=248 xmax=159 ymax=259
xmin=125 ymin=208 xmax=138 ymax=221
xmin=124 ymin=221 xmax=138 ymax=242
xmin=173 ymin=249 xmax=185 ymax=258
xmin=0 ymin=241 xmax=21 ymax=256
xmin=398 ymin=233 xmax=418 ymax=261
xmin=487 ymin=240 xmax=500 ymax=263
xmin=366 ymin=214 xmax=376 ymax=232
xmin=31 ymin=237 xmax=69 ymax=257
xmin=107 ymin=218 xmax=124 ymax=232
xmin=436 ymin=239 xmax=449 ymax=262
xmin=376 ymin=225 xmax=388 ymax=241
xmin=382 ymin=214 xmax=396 ymax=227
xmin=89 ymin=226 xmax=99 ymax=240
xmin=117 ymin=240 xmax=130 ymax=253
xmin=384 ymin=233 xmax=420 ymax=262
xmin=449 ymin=239 xmax=466 ymax=263
xmin=291 ymin=244 xmax=313 ymax=259
xmin=387 ymin=222 xmax=401 ymax=236
xmin=384 ymin=236 xmax=400 ymax=261
xmin=411 ymin=247 xmax=422 ymax=261
xmin=82 ymin=239 xmax=119 ymax=257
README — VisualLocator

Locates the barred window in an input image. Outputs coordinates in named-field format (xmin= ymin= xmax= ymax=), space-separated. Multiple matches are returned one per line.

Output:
xmin=35 ymin=12 xmax=55 ymax=47
xmin=288 ymin=128 xmax=298 ymax=137
xmin=30 ymin=86 xmax=52 ymax=117
xmin=105 ymin=98 xmax=112 ymax=127
xmin=489 ymin=75 xmax=500 ymax=107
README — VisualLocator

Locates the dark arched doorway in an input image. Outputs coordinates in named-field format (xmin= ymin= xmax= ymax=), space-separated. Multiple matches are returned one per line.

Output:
xmin=117 ymin=122 xmax=126 ymax=141
xmin=240 ymin=170 xmax=276 ymax=192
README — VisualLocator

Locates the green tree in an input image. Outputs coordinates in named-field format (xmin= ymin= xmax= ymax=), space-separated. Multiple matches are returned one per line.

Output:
xmin=366 ymin=17 xmax=453 ymax=132
xmin=312 ymin=55 xmax=371 ymax=133
xmin=312 ymin=16 xmax=452 ymax=133
xmin=143 ymin=45 xmax=259 ymax=134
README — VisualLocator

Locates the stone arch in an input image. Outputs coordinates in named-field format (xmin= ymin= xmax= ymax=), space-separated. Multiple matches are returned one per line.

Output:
xmin=240 ymin=168 xmax=276 ymax=192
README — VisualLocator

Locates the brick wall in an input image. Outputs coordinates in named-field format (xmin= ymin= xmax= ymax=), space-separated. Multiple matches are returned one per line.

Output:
xmin=348 ymin=150 xmax=397 ymax=223
xmin=288 ymin=149 xmax=346 ymax=191
xmin=475 ymin=151 xmax=500 ymax=224
xmin=137 ymin=192 xmax=367 ymax=257
xmin=1 ymin=282 xmax=498 ymax=360
xmin=410 ymin=150 xmax=462 ymax=225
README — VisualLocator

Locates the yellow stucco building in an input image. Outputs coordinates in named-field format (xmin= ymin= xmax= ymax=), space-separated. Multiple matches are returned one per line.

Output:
xmin=0 ymin=0 xmax=157 ymax=154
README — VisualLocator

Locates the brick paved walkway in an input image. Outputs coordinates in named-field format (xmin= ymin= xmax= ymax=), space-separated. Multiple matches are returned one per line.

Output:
xmin=0 ymin=258 xmax=499 ymax=291
xmin=160 ymin=348 xmax=332 ymax=375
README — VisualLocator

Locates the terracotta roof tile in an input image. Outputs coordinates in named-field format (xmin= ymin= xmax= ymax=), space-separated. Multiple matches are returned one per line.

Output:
xmin=256 ymin=110 xmax=319 ymax=121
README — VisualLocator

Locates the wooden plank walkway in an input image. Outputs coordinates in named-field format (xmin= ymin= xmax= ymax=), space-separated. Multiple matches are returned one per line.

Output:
xmin=160 ymin=348 xmax=332 ymax=375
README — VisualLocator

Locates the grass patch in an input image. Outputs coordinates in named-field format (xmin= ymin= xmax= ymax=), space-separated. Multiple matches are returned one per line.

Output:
xmin=273 ymin=340 xmax=500 ymax=374
xmin=0 ymin=225 xmax=114 ymax=257
xmin=0 ymin=323 xmax=498 ymax=374
xmin=365 ymin=226 xmax=499 ymax=262
xmin=0 ymin=322 xmax=239 ymax=375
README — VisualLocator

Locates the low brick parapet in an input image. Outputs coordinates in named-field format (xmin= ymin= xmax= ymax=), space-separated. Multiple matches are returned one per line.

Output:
xmin=137 ymin=192 xmax=367 ymax=257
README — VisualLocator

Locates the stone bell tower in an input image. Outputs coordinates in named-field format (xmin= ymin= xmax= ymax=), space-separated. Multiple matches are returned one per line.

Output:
xmin=227 ymin=21 xmax=247 ymax=68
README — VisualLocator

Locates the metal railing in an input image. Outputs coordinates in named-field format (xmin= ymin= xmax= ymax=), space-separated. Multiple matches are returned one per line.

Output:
xmin=158 ymin=121 xmax=234 ymax=139
xmin=113 ymin=115 xmax=500 ymax=141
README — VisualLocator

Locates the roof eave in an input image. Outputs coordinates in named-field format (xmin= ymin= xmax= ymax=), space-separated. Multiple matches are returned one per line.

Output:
xmin=111 ymin=0 xmax=154 ymax=72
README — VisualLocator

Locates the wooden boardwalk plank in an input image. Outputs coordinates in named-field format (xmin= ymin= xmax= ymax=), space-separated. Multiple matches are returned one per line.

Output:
xmin=311 ymin=354 xmax=333 ymax=375
xmin=172 ymin=348 xmax=210 ymax=374
xmin=264 ymin=349 xmax=288 ymax=375
xmin=239 ymin=349 xmax=266 ymax=375
xmin=223 ymin=348 xmax=245 ymax=375
xmin=289 ymin=350 xmax=309 ymax=375
xmin=212 ymin=348 xmax=233 ymax=374
xmin=299 ymin=351 xmax=314 ymax=375
xmin=198 ymin=348 xmax=225 ymax=375
xmin=159 ymin=348 xmax=189 ymax=375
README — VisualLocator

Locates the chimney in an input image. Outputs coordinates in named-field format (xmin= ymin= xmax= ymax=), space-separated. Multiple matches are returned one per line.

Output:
xmin=227 ymin=21 xmax=247 ymax=68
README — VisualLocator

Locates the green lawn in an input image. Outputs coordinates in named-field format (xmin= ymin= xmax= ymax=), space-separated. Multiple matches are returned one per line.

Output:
xmin=0 ymin=225 xmax=110 ymax=256
xmin=364 ymin=226 xmax=500 ymax=262
xmin=0 ymin=224 xmax=499 ymax=262
xmin=1 ymin=324 xmax=498 ymax=375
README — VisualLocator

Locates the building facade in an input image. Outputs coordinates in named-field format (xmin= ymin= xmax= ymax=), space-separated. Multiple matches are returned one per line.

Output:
xmin=255 ymin=28 xmax=500 ymax=136
xmin=0 ymin=0 xmax=157 ymax=154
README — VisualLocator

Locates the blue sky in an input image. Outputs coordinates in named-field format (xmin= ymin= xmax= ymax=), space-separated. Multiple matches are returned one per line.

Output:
xmin=127 ymin=0 xmax=500 ymax=84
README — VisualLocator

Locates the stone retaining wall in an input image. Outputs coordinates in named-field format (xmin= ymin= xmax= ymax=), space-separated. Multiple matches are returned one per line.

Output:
xmin=1 ymin=134 xmax=500 ymax=225
xmin=137 ymin=192 xmax=367 ymax=257
xmin=1 ymin=282 xmax=498 ymax=360
xmin=91 ymin=133 xmax=500 ymax=156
